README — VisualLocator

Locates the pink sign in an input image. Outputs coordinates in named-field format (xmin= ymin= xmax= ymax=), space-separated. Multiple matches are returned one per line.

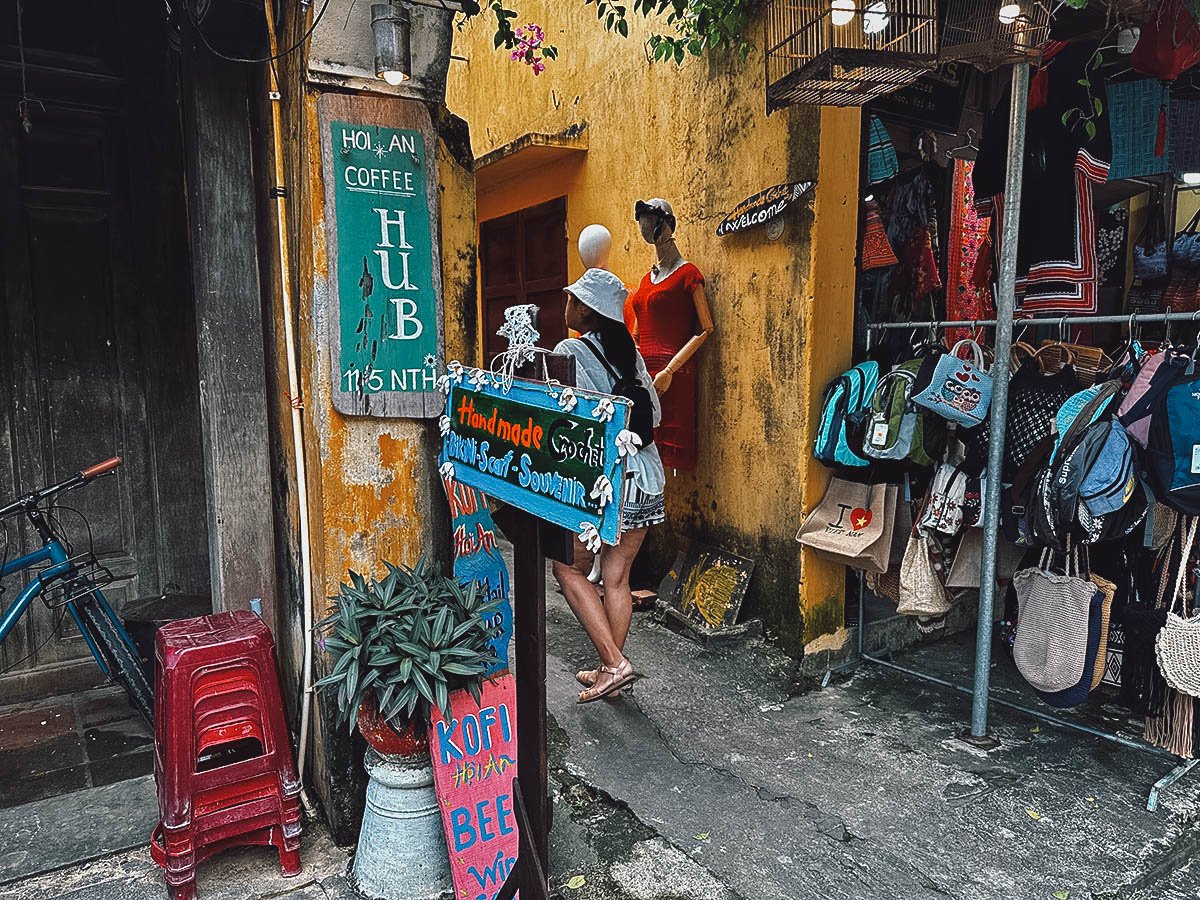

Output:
xmin=428 ymin=673 xmax=520 ymax=900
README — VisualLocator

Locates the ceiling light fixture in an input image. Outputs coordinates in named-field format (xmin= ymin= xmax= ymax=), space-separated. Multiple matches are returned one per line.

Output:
xmin=372 ymin=1 xmax=412 ymax=86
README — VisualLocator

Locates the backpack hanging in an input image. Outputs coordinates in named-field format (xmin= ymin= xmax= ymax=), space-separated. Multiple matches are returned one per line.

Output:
xmin=1118 ymin=348 xmax=1187 ymax=448
xmin=1143 ymin=363 xmax=1200 ymax=515
xmin=815 ymin=361 xmax=879 ymax=468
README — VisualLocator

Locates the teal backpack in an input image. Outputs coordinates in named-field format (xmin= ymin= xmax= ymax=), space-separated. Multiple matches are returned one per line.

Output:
xmin=815 ymin=361 xmax=879 ymax=468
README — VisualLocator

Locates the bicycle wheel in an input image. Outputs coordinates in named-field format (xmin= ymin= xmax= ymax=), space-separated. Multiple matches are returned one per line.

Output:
xmin=75 ymin=593 xmax=155 ymax=726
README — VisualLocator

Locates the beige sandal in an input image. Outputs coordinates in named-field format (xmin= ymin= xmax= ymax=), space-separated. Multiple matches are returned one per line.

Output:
xmin=578 ymin=659 xmax=637 ymax=704
xmin=577 ymin=667 xmax=623 ymax=699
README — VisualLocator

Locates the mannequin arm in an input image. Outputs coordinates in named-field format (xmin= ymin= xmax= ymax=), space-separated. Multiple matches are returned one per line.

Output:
xmin=653 ymin=284 xmax=714 ymax=394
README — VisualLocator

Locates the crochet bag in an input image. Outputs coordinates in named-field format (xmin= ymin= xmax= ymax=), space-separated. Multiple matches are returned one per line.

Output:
xmin=1012 ymin=546 xmax=1102 ymax=693
xmin=911 ymin=339 xmax=993 ymax=427
xmin=1155 ymin=517 xmax=1200 ymax=697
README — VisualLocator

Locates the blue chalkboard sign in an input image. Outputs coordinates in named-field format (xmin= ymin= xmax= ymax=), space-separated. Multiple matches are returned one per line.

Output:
xmin=437 ymin=366 xmax=630 ymax=546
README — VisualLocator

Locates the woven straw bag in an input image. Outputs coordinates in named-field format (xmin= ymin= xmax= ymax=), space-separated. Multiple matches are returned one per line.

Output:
xmin=1037 ymin=340 xmax=1113 ymax=388
xmin=1155 ymin=517 xmax=1200 ymax=697
xmin=1012 ymin=545 xmax=1101 ymax=692
xmin=1089 ymin=573 xmax=1118 ymax=692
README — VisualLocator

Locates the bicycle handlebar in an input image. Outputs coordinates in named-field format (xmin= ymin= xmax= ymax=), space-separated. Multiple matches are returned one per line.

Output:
xmin=0 ymin=455 xmax=123 ymax=518
xmin=80 ymin=456 xmax=122 ymax=480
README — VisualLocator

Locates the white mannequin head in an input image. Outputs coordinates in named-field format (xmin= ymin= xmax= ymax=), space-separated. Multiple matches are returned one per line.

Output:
xmin=578 ymin=224 xmax=613 ymax=269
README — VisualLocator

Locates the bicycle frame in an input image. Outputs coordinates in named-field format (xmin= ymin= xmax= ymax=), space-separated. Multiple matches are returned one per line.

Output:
xmin=0 ymin=539 xmax=130 ymax=676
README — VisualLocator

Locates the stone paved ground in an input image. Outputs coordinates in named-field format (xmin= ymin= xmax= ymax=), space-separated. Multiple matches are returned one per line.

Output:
xmin=3 ymin=590 xmax=1200 ymax=899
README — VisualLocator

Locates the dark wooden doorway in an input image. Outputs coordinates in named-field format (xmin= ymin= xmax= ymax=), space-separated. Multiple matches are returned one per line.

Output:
xmin=0 ymin=1 xmax=209 ymax=703
xmin=479 ymin=197 xmax=569 ymax=365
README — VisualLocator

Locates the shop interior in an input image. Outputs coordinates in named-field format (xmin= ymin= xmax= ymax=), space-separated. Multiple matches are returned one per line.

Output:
xmin=819 ymin=1 xmax=1200 ymax=803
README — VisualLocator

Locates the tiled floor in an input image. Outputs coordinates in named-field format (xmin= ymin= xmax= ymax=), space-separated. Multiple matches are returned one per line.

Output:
xmin=0 ymin=686 xmax=153 ymax=809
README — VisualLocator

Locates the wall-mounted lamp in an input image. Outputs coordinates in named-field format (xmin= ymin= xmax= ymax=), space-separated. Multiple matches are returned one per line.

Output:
xmin=372 ymin=1 xmax=412 ymax=86
xmin=1182 ymin=172 xmax=1200 ymax=187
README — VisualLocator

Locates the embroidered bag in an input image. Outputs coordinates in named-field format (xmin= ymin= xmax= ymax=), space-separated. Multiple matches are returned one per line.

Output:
xmin=1132 ymin=191 xmax=1170 ymax=280
xmin=911 ymin=339 xmax=993 ymax=427
xmin=861 ymin=200 xmax=898 ymax=270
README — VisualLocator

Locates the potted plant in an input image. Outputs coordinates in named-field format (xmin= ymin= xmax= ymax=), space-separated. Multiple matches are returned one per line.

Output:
xmin=317 ymin=555 xmax=502 ymax=747
xmin=315 ymin=556 xmax=502 ymax=900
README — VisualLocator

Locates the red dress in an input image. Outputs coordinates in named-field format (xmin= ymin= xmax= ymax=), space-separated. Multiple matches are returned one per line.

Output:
xmin=628 ymin=262 xmax=704 ymax=471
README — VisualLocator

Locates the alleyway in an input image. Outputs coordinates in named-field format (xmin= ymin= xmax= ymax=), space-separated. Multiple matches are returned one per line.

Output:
xmin=3 ymin=586 xmax=1197 ymax=900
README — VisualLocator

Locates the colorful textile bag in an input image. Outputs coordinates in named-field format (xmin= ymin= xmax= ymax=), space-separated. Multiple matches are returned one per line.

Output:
xmin=911 ymin=339 xmax=993 ymax=427
xmin=861 ymin=200 xmax=898 ymax=270
xmin=1132 ymin=192 xmax=1170 ymax=280
xmin=796 ymin=479 xmax=897 ymax=575
xmin=1012 ymin=547 xmax=1102 ymax=692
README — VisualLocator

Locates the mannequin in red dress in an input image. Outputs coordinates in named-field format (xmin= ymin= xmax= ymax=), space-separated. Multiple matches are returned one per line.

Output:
xmin=627 ymin=199 xmax=715 ymax=471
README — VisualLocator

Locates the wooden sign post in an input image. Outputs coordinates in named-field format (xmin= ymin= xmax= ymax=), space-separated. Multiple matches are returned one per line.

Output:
xmin=436 ymin=354 xmax=607 ymax=900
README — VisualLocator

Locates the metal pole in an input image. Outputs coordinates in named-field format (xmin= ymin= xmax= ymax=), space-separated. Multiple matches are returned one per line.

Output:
xmin=866 ymin=311 xmax=1200 ymax=331
xmin=970 ymin=63 xmax=1030 ymax=742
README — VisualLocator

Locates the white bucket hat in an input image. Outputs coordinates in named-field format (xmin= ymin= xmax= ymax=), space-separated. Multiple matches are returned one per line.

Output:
xmin=564 ymin=268 xmax=627 ymax=323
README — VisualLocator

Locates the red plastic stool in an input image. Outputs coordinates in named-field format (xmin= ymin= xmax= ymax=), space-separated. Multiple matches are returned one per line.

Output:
xmin=152 ymin=610 xmax=302 ymax=900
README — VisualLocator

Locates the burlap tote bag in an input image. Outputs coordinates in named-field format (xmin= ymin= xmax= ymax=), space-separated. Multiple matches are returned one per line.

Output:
xmin=1156 ymin=517 xmax=1200 ymax=697
xmin=797 ymin=479 xmax=896 ymax=575
xmin=947 ymin=528 xmax=1026 ymax=589
xmin=897 ymin=531 xmax=951 ymax=617
xmin=1012 ymin=545 xmax=1100 ymax=692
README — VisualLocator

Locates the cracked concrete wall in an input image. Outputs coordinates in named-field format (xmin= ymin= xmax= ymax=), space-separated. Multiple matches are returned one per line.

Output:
xmin=446 ymin=5 xmax=859 ymax=654
xmin=255 ymin=9 xmax=479 ymax=842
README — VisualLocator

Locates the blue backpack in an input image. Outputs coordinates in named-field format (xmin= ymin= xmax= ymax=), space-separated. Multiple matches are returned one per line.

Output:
xmin=1145 ymin=367 xmax=1200 ymax=516
xmin=815 ymin=361 xmax=879 ymax=468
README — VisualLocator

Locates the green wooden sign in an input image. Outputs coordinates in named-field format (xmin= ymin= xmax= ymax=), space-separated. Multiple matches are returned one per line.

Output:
xmin=319 ymin=96 xmax=443 ymax=417
xmin=439 ymin=369 xmax=631 ymax=546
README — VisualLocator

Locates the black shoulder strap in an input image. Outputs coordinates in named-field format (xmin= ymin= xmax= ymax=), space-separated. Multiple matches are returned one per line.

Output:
xmin=579 ymin=336 xmax=624 ymax=385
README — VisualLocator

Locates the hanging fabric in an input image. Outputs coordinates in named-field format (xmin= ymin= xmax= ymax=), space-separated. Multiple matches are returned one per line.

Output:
xmin=1169 ymin=97 xmax=1200 ymax=177
xmin=1129 ymin=0 xmax=1200 ymax=82
xmin=866 ymin=115 xmax=900 ymax=185
xmin=974 ymin=41 xmax=1112 ymax=314
xmin=1107 ymin=79 xmax=1171 ymax=180
xmin=946 ymin=159 xmax=994 ymax=346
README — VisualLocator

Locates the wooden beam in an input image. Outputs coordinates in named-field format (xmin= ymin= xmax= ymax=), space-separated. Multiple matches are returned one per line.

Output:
xmin=180 ymin=38 xmax=277 ymax=629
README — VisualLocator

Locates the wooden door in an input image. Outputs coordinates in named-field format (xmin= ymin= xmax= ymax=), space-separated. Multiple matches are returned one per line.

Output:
xmin=479 ymin=197 xmax=568 ymax=364
xmin=0 ymin=1 xmax=207 ymax=700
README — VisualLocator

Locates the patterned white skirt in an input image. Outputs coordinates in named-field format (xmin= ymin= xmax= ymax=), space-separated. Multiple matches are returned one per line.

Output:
xmin=622 ymin=476 xmax=665 ymax=533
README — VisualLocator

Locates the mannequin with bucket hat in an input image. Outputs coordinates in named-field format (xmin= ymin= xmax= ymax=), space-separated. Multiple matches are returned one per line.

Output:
xmin=553 ymin=267 xmax=665 ymax=703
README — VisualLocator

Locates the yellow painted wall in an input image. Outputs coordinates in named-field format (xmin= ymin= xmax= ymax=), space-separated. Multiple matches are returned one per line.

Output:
xmin=448 ymin=6 xmax=859 ymax=653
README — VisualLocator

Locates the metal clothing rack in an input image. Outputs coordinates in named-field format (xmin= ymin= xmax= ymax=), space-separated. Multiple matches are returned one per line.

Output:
xmin=867 ymin=311 xmax=1200 ymax=331
xmin=845 ymin=63 xmax=1199 ymax=811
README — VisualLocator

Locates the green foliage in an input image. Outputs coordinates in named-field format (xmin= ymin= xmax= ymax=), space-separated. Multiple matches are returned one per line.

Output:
xmin=463 ymin=0 xmax=761 ymax=64
xmin=314 ymin=556 xmax=502 ymax=733
xmin=1060 ymin=49 xmax=1105 ymax=146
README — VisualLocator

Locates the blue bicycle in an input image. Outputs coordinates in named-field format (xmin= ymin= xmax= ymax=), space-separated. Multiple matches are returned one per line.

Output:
xmin=0 ymin=457 xmax=153 ymax=724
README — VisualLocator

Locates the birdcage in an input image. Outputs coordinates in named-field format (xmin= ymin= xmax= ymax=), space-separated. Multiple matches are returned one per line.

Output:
xmin=939 ymin=0 xmax=1052 ymax=70
xmin=765 ymin=0 xmax=938 ymax=110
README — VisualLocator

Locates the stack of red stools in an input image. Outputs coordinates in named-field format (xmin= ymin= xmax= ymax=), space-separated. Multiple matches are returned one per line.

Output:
xmin=151 ymin=610 xmax=302 ymax=900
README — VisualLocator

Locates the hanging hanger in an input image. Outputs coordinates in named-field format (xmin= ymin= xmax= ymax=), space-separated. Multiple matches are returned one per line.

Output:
xmin=947 ymin=128 xmax=980 ymax=160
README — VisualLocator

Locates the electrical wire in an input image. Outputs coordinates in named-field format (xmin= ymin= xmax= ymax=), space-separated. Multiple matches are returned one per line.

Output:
xmin=185 ymin=0 xmax=331 ymax=65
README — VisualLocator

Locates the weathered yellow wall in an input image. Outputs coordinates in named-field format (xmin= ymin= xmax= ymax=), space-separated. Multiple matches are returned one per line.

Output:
xmin=447 ymin=6 xmax=858 ymax=653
